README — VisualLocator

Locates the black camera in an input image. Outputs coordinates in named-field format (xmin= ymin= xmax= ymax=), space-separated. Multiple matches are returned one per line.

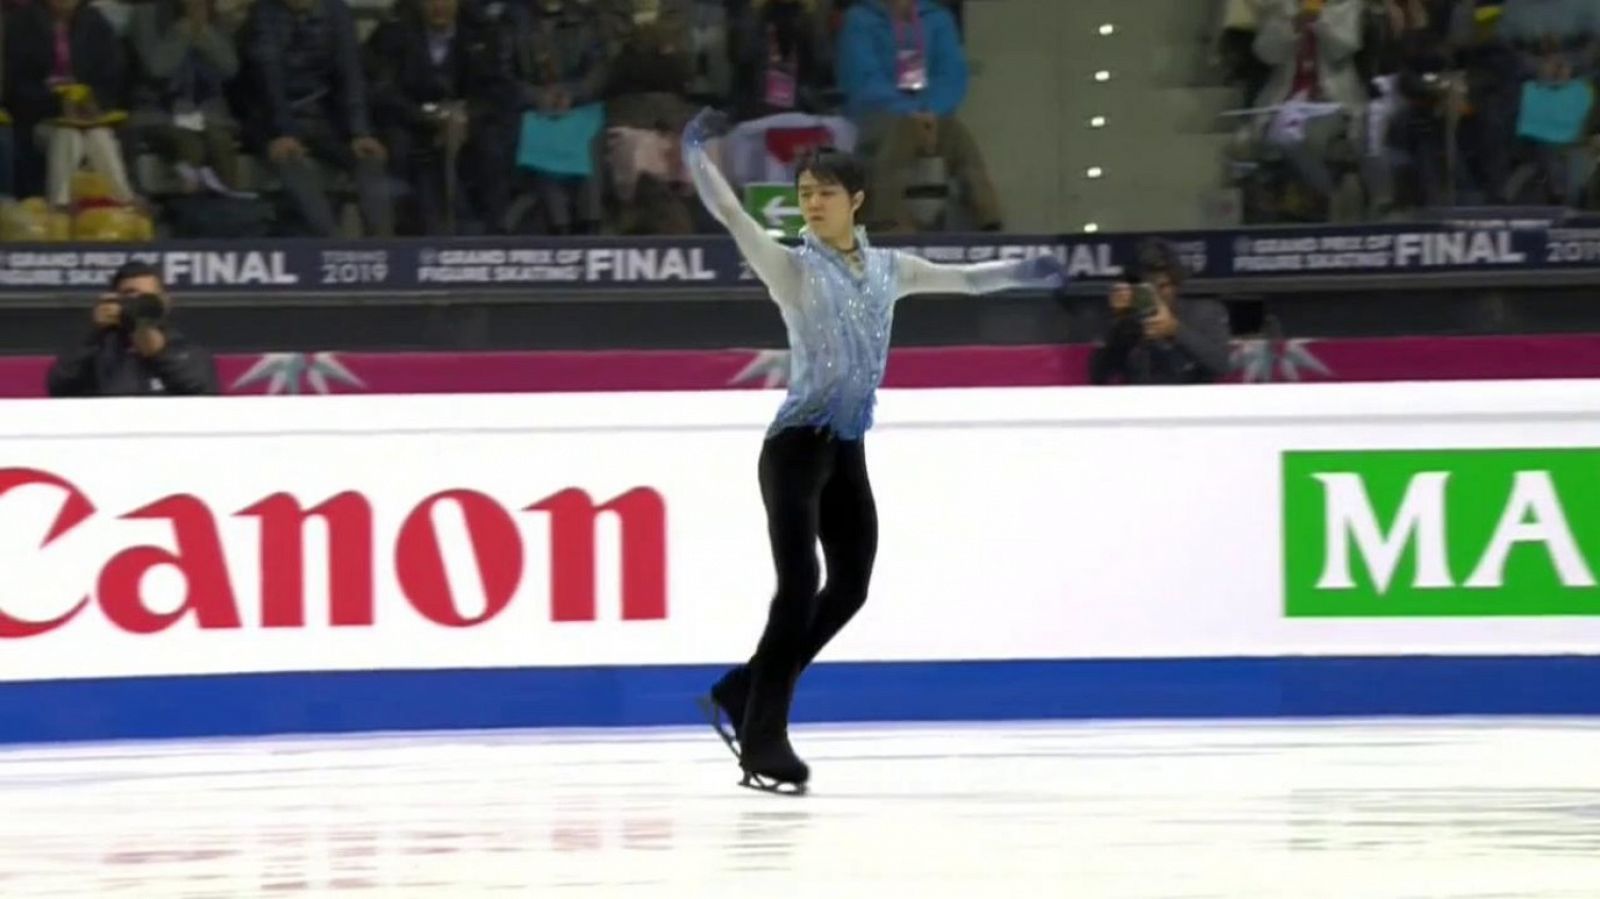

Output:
xmin=118 ymin=293 xmax=166 ymax=333
xmin=1119 ymin=265 xmax=1161 ymax=319
xmin=1122 ymin=237 xmax=1186 ymax=319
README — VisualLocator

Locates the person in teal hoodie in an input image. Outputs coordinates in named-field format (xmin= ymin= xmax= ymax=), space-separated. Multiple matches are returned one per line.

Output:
xmin=835 ymin=0 xmax=1001 ymax=231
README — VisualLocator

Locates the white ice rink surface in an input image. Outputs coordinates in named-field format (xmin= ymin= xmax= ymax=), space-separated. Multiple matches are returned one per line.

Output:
xmin=4 ymin=719 xmax=1600 ymax=898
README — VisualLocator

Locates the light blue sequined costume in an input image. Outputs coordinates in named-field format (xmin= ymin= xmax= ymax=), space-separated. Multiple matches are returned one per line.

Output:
xmin=765 ymin=225 xmax=898 ymax=438
xmin=683 ymin=120 xmax=1065 ymax=440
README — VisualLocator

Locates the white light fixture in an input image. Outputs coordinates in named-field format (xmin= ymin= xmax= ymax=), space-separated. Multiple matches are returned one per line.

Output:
xmin=1094 ymin=70 xmax=1111 ymax=82
xmin=1098 ymin=23 xmax=1115 ymax=36
xmin=1087 ymin=167 xmax=1104 ymax=179
xmin=1084 ymin=223 xmax=1101 ymax=233
xmin=1090 ymin=116 xmax=1107 ymax=128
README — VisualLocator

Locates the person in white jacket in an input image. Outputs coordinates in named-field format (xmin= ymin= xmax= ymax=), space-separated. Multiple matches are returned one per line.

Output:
xmin=1250 ymin=0 xmax=1369 ymax=214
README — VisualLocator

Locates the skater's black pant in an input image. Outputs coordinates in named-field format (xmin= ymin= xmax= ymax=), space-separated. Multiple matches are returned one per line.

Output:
xmin=731 ymin=426 xmax=879 ymax=748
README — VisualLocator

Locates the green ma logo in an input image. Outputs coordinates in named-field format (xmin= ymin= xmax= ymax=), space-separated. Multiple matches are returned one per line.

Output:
xmin=1283 ymin=449 xmax=1600 ymax=616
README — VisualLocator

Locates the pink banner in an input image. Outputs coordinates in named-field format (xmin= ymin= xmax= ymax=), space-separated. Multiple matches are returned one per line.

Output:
xmin=3 ymin=333 xmax=1599 ymax=398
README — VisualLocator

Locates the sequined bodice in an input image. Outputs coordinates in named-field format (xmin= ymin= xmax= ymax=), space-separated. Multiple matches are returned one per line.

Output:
xmin=680 ymin=125 xmax=1063 ymax=441
xmin=770 ymin=230 xmax=899 ymax=440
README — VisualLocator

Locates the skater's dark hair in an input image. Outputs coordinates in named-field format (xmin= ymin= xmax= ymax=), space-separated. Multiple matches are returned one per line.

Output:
xmin=794 ymin=147 xmax=867 ymax=197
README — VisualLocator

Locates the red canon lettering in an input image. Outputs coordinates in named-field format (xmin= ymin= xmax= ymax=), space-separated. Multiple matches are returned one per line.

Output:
xmin=531 ymin=488 xmax=667 ymax=622
xmin=0 ymin=468 xmax=95 ymax=638
xmin=0 ymin=470 xmax=668 ymax=638
xmin=396 ymin=489 xmax=524 ymax=627
xmin=238 ymin=492 xmax=375 ymax=627
xmin=98 ymin=495 xmax=243 ymax=634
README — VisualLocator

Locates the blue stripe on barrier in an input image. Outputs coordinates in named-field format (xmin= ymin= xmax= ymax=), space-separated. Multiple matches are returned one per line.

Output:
xmin=3 ymin=655 xmax=1599 ymax=745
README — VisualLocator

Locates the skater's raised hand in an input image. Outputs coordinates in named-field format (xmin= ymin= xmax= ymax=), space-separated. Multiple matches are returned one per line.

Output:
xmin=682 ymin=106 xmax=799 ymax=300
xmin=684 ymin=108 xmax=731 ymax=150
xmin=1016 ymin=254 xmax=1068 ymax=289
xmin=895 ymin=250 xmax=1070 ymax=299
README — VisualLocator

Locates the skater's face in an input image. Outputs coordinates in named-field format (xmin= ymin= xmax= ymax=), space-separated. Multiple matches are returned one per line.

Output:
xmin=797 ymin=171 xmax=863 ymax=244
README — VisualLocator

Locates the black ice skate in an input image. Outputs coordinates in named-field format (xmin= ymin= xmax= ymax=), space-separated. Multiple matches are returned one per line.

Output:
xmin=697 ymin=668 xmax=751 ymax=759
xmin=737 ymin=735 xmax=810 ymax=796
xmin=695 ymin=693 xmax=741 ymax=760
xmin=739 ymin=767 xmax=809 ymax=796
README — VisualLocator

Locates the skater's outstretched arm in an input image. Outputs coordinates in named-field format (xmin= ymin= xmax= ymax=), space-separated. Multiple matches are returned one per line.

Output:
xmin=682 ymin=110 xmax=800 ymax=305
xmin=894 ymin=253 xmax=1067 ymax=300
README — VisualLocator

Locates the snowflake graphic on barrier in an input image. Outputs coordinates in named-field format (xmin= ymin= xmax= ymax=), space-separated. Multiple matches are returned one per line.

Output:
xmin=728 ymin=350 xmax=791 ymax=388
xmin=232 ymin=352 xmax=366 ymax=395
xmin=1230 ymin=337 xmax=1333 ymax=383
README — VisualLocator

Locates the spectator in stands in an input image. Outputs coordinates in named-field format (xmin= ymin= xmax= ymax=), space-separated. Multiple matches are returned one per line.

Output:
xmin=1217 ymin=0 xmax=1273 ymax=108
xmin=46 ymin=261 xmax=219 ymax=397
xmin=729 ymin=0 xmax=832 ymax=120
xmin=601 ymin=0 xmax=698 ymax=234
xmin=239 ymin=0 xmax=395 ymax=237
xmin=1249 ymin=0 xmax=1368 ymax=220
xmin=718 ymin=0 xmax=854 ymax=200
xmin=1499 ymin=0 xmax=1600 ymax=73
xmin=599 ymin=0 xmax=690 ymax=57
xmin=1089 ymin=239 xmax=1233 ymax=386
xmin=599 ymin=0 xmax=730 ymax=106
xmin=600 ymin=0 xmax=694 ymax=110
xmin=687 ymin=0 xmax=733 ymax=104
xmin=128 ymin=0 xmax=244 ymax=195
xmin=504 ymin=0 xmax=609 ymax=235
xmin=836 ymin=0 xmax=1002 ymax=232
xmin=0 ymin=3 xmax=13 ymax=199
xmin=3 ymin=0 xmax=137 ymax=210
xmin=1412 ymin=0 xmax=1523 ymax=204
xmin=1376 ymin=0 xmax=1479 ymax=208
xmin=366 ymin=0 xmax=504 ymax=235
xmin=1496 ymin=0 xmax=1600 ymax=205
xmin=1517 ymin=54 xmax=1600 ymax=205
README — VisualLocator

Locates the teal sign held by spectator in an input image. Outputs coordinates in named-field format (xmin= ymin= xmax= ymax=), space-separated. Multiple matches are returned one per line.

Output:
xmin=1517 ymin=80 xmax=1595 ymax=146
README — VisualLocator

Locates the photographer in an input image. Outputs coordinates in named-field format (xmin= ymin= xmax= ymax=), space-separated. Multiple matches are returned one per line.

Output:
xmin=1088 ymin=239 xmax=1233 ymax=386
xmin=46 ymin=261 xmax=219 ymax=397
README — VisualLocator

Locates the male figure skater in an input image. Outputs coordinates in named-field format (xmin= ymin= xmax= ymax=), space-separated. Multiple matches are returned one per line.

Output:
xmin=682 ymin=108 xmax=1065 ymax=793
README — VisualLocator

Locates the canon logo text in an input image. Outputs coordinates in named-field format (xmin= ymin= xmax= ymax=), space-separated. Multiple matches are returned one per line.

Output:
xmin=0 ymin=468 xmax=667 ymax=639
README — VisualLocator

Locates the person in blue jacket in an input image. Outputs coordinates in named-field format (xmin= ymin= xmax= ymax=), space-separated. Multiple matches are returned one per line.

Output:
xmin=835 ymin=0 xmax=1002 ymax=232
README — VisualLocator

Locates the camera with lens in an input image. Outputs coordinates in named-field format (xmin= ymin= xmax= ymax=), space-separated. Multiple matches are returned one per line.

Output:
xmin=1120 ymin=257 xmax=1164 ymax=321
xmin=117 ymin=292 xmax=166 ymax=333
xmin=1126 ymin=281 xmax=1162 ymax=319
xmin=1119 ymin=237 xmax=1188 ymax=320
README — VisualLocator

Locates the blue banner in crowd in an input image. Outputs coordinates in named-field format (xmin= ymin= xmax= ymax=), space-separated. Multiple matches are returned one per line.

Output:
xmin=3 ymin=218 xmax=1600 ymax=295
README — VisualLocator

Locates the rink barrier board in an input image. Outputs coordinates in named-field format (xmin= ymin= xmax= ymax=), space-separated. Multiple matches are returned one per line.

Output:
xmin=6 ymin=656 xmax=1600 ymax=745
xmin=3 ymin=384 xmax=1600 ymax=743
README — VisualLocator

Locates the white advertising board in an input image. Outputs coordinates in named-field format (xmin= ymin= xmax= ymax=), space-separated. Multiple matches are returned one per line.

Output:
xmin=4 ymin=380 xmax=1600 ymax=684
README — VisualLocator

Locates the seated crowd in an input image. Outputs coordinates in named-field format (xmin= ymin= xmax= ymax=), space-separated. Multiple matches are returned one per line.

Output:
xmin=0 ymin=0 xmax=1006 ymax=239
xmin=1218 ymin=0 xmax=1600 ymax=222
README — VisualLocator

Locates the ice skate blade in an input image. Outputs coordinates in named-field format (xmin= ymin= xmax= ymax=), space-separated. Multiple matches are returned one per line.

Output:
xmin=694 ymin=695 xmax=741 ymax=760
xmin=739 ymin=770 xmax=808 ymax=796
